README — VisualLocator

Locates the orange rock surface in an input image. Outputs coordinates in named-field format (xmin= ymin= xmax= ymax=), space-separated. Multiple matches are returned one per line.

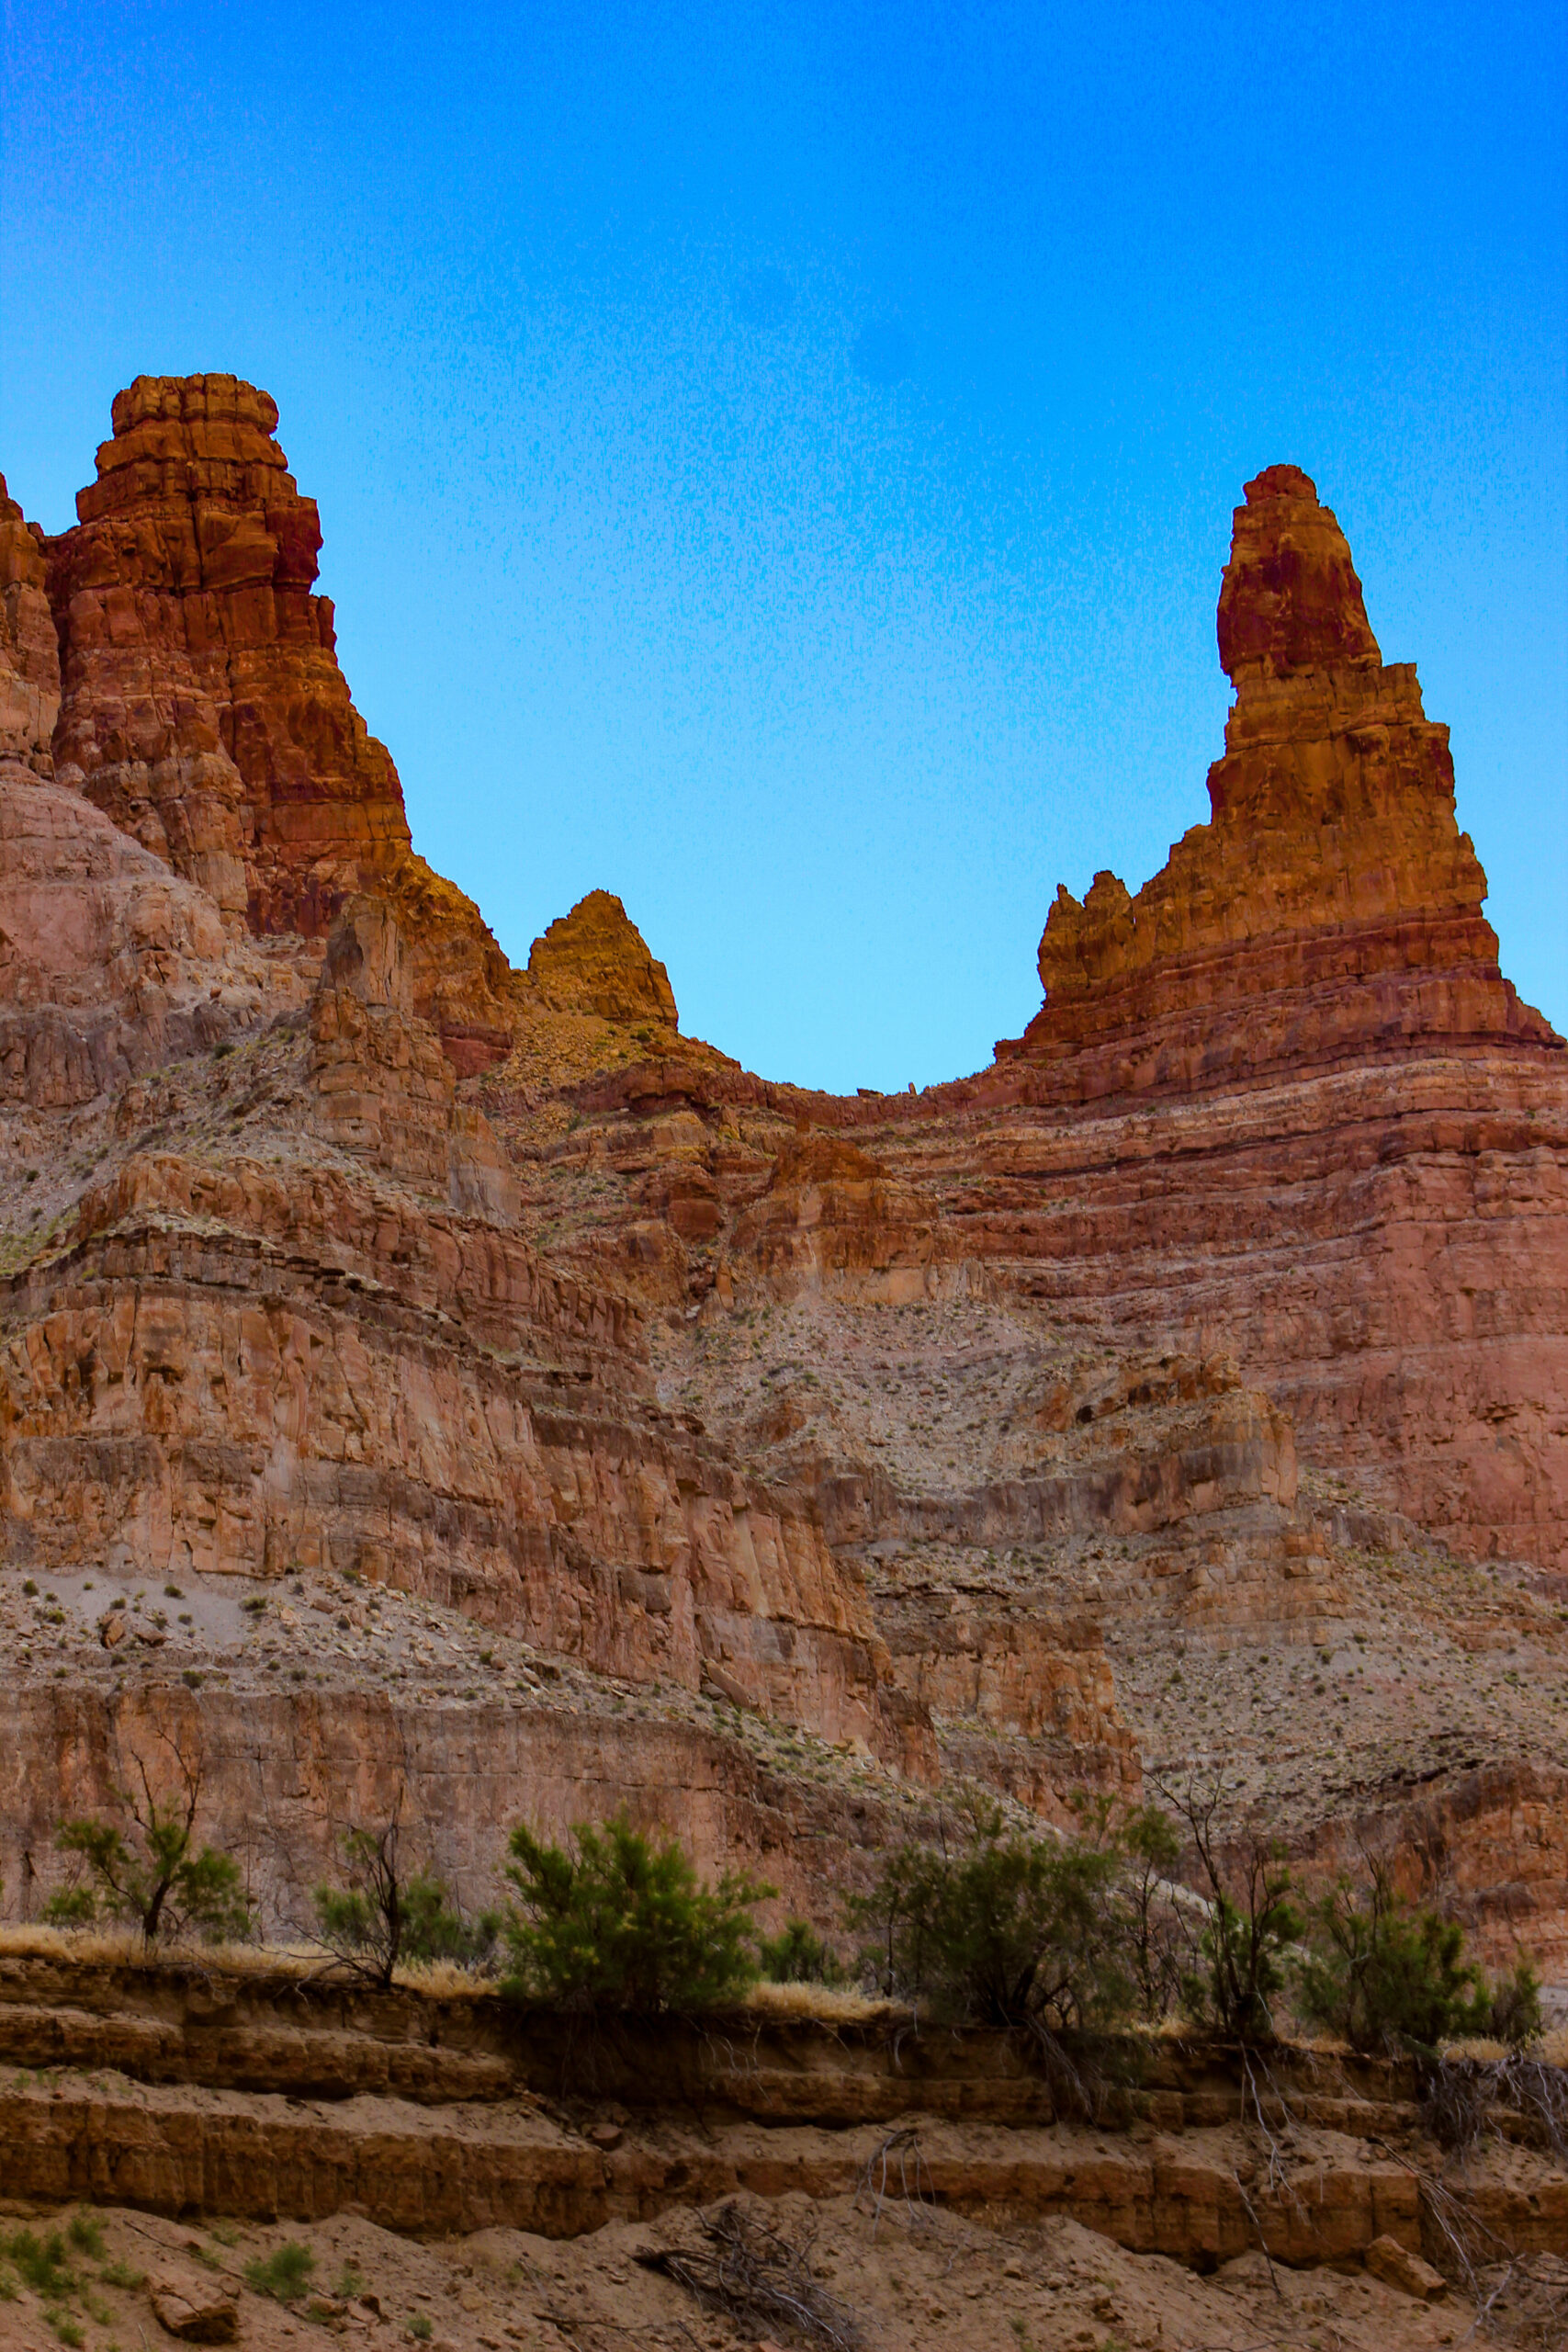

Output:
xmin=2 ymin=394 xmax=1565 ymax=2001
xmin=523 ymin=888 xmax=680 ymax=1025
xmin=1001 ymin=464 xmax=1560 ymax=1095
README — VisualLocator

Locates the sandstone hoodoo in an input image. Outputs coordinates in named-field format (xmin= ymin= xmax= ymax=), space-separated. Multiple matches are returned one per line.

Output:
xmin=45 ymin=374 xmax=412 ymax=934
xmin=1 ymin=384 xmax=1565 ymax=2340
xmin=1001 ymin=463 xmax=1561 ymax=1095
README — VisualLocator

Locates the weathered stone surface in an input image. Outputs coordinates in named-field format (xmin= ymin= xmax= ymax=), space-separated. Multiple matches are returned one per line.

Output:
xmin=46 ymin=375 xmax=410 ymax=933
xmin=523 ymin=891 xmax=679 ymax=1027
xmin=0 ymin=470 xmax=59 ymax=777
xmin=148 ymin=2269 xmax=241 ymax=2342
xmin=0 ymin=770 xmax=310 ymax=1106
xmin=1363 ymin=2233 xmax=1448 ymax=2301
xmin=42 ymin=377 xmax=516 ymax=1066
xmin=1001 ymin=464 xmax=1561 ymax=1095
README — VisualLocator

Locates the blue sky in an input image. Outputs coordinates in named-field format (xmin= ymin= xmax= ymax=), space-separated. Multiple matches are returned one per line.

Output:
xmin=4 ymin=0 xmax=1562 ymax=1089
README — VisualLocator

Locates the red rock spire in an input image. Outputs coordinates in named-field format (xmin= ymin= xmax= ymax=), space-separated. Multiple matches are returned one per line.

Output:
xmin=46 ymin=374 xmax=412 ymax=936
xmin=1000 ymin=465 xmax=1560 ymax=1091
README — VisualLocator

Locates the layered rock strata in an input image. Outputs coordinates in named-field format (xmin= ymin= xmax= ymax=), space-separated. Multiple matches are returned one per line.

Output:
xmin=45 ymin=375 xmax=409 ymax=933
xmin=39 ymin=376 xmax=515 ymax=1064
xmin=2 ymin=391 xmax=1564 ymax=2000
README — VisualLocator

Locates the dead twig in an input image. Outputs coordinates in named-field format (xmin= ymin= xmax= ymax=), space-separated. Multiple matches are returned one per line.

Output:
xmin=635 ymin=2201 xmax=864 ymax=2351
xmin=852 ymin=2122 xmax=935 ymax=2241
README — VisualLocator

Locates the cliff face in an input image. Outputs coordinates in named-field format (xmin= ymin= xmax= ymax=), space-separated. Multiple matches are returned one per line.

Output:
xmin=1 ymin=385 xmax=1564 ymax=1985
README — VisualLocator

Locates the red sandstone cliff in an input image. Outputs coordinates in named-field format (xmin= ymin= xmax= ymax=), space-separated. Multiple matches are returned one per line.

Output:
xmin=2 ymin=391 xmax=1564 ymax=1982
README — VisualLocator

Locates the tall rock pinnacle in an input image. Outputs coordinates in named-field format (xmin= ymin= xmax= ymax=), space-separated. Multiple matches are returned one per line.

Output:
xmin=46 ymin=374 xmax=412 ymax=936
xmin=1002 ymin=465 xmax=1560 ymax=1094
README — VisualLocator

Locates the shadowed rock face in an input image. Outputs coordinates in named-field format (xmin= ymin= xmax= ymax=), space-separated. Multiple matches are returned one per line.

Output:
xmin=0 ymin=472 xmax=59 ymax=779
xmin=1004 ymin=464 xmax=1561 ymax=1095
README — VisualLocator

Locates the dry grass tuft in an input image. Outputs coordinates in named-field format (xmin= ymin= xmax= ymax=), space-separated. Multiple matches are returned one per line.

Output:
xmin=742 ymin=1979 xmax=900 ymax=2026
xmin=0 ymin=1922 xmax=319 ymax=1977
xmin=390 ymin=1958 xmax=501 ymax=1998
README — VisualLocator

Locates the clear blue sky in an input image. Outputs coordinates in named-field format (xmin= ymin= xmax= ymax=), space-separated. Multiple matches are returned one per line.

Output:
xmin=4 ymin=1 xmax=1563 ymax=1090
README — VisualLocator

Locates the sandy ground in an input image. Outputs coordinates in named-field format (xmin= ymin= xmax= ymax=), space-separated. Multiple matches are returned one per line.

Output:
xmin=0 ymin=2192 xmax=1480 ymax=2352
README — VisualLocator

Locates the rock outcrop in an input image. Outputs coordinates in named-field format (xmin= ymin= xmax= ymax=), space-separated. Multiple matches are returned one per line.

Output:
xmin=45 ymin=375 xmax=411 ymax=933
xmin=524 ymin=890 xmax=679 ymax=1026
xmin=0 ymin=471 xmax=59 ymax=777
xmin=1001 ymin=464 xmax=1561 ymax=1095
xmin=40 ymin=376 xmax=516 ymax=1065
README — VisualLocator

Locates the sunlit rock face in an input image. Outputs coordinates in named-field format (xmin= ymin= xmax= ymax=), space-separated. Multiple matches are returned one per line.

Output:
xmin=1002 ymin=463 xmax=1559 ymax=1096
xmin=1 ymin=404 xmax=1564 ymax=1976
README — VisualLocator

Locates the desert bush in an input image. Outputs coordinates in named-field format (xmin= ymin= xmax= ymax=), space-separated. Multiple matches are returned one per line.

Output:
xmin=42 ymin=1749 xmax=249 ymax=1948
xmin=847 ymin=1800 xmax=1131 ymax=2034
xmin=313 ymin=1815 xmax=499 ymax=1987
xmin=1117 ymin=1803 xmax=1193 ymax=2022
xmin=502 ymin=1812 xmax=773 ymax=2013
xmin=1152 ymin=1774 xmax=1300 ymax=2043
xmin=1483 ymin=1956 xmax=1544 ymax=2048
xmin=243 ymin=2245 xmax=315 ymax=2303
xmin=1297 ymin=1863 xmax=1488 ymax=2052
xmin=757 ymin=1918 xmax=848 ymax=1987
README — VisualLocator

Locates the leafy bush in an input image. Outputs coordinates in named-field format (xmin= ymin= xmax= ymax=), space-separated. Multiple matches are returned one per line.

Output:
xmin=502 ymin=1812 xmax=773 ymax=2013
xmin=1298 ymin=1867 xmax=1543 ymax=2053
xmin=44 ymin=1815 xmax=249 ymax=1946
xmin=848 ymin=1801 xmax=1131 ymax=2033
xmin=1118 ymin=1804 xmax=1191 ymax=2023
xmin=3 ymin=2231 xmax=74 ymax=2300
xmin=243 ymin=2245 xmax=315 ymax=2303
xmin=314 ymin=1817 xmax=499 ymax=1986
xmin=757 ymin=1918 xmax=847 ymax=1986
xmin=41 ymin=1749 xmax=249 ymax=1948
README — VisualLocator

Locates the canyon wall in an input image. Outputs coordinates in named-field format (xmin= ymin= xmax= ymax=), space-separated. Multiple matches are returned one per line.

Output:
xmin=1 ymin=385 xmax=1564 ymax=1979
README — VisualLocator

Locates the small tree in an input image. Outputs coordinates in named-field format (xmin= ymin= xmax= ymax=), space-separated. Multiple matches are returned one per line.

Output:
xmin=502 ymin=1813 xmax=772 ymax=2013
xmin=43 ymin=1749 xmax=250 ymax=1949
xmin=1119 ymin=1803 xmax=1193 ymax=2023
xmin=847 ymin=1800 xmax=1132 ymax=2034
xmin=1152 ymin=1773 xmax=1300 ymax=2044
xmin=312 ymin=1821 xmax=406 ymax=1987
xmin=312 ymin=1812 xmax=499 ymax=1988
xmin=1298 ymin=1861 xmax=1540 ymax=2054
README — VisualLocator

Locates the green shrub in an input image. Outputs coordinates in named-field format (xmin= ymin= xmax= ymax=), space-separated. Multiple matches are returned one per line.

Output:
xmin=1298 ymin=1868 xmax=1542 ymax=2053
xmin=313 ymin=1818 xmax=499 ymax=1987
xmin=757 ymin=1919 xmax=847 ymax=1986
xmin=243 ymin=2245 xmax=315 ymax=2303
xmin=502 ymin=1812 xmax=772 ymax=2013
xmin=4 ymin=2231 xmax=74 ymax=2299
xmin=43 ymin=1754 xmax=250 ymax=1949
xmin=1118 ymin=1804 xmax=1190 ymax=2023
xmin=1153 ymin=1775 xmax=1300 ymax=2044
xmin=64 ymin=2216 xmax=104 ymax=2260
xmin=847 ymin=1801 xmax=1131 ymax=2032
xmin=1484 ymin=1957 xmax=1543 ymax=2046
